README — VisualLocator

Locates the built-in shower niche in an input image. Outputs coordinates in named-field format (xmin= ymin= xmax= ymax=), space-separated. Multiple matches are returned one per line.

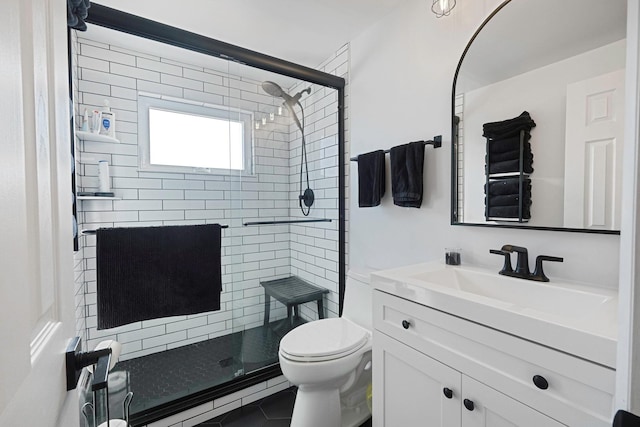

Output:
xmin=73 ymin=17 xmax=344 ymax=424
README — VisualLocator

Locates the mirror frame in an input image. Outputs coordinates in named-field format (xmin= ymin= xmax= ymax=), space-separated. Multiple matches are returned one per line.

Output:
xmin=450 ymin=0 xmax=620 ymax=235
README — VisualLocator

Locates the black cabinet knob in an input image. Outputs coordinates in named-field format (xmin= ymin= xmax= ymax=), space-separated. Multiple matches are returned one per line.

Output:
xmin=533 ymin=375 xmax=549 ymax=390
xmin=463 ymin=399 xmax=475 ymax=411
xmin=443 ymin=387 xmax=453 ymax=399
xmin=402 ymin=320 xmax=411 ymax=329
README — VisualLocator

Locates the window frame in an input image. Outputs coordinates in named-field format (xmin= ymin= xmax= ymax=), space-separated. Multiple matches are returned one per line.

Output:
xmin=138 ymin=94 xmax=254 ymax=175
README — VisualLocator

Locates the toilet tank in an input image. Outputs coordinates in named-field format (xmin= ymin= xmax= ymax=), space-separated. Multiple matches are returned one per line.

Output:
xmin=342 ymin=270 xmax=373 ymax=331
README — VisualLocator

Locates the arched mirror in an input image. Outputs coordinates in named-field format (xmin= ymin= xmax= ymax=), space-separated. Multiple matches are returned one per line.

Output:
xmin=451 ymin=0 xmax=626 ymax=234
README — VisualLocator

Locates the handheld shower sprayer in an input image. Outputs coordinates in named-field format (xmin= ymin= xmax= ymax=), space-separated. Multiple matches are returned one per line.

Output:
xmin=261 ymin=81 xmax=314 ymax=215
xmin=291 ymin=87 xmax=312 ymax=105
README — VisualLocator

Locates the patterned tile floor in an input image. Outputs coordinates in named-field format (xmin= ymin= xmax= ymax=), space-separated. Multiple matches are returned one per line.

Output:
xmin=196 ymin=386 xmax=373 ymax=427
xmin=110 ymin=318 xmax=305 ymax=417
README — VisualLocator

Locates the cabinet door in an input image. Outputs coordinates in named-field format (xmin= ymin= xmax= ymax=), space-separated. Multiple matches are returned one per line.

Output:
xmin=373 ymin=331 xmax=461 ymax=427
xmin=461 ymin=376 xmax=565 ymax=427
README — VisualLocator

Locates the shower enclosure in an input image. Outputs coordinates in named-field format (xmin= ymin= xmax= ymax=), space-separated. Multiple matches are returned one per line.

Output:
xmin=71 ymin=4 xmax=346 ymax=425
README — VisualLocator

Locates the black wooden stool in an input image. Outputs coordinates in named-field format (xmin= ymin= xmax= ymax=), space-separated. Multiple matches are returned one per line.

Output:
xmin=261 ymin=276 xmax=329 ymax=326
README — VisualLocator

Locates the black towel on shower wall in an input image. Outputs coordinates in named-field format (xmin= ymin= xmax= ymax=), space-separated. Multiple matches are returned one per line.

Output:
xmin=390 ymin=141 xmax=425 ymax=208
xmin=96 ymin=224 xmax=222 ymax=330
xmin=358 ymin=150 xmax=386 ymax=207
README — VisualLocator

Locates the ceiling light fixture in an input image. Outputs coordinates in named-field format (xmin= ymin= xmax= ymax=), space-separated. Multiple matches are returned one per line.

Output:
xmin=432 ymin=0 xmax=456 ymax=17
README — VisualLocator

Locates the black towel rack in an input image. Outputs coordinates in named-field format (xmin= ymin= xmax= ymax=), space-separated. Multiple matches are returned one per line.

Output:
xmin=82 ymin=224 xmax=229 ymax=235
xmin=349 ymin=135 xmax=442 ymax=162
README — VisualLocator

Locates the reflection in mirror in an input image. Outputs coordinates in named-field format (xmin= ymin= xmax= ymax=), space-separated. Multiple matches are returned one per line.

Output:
xmin=452 ymin=0 xmax=626 ymax=232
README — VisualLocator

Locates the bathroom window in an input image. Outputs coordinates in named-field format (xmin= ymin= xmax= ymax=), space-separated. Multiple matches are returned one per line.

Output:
xmin=138 ymin=95 xmax=253 ymax=174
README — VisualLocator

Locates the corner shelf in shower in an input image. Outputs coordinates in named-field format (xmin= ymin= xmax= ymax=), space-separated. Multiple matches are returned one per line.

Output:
xmin=243 ymin=219 xmax=332 ymax=226
xmin=76 ymin=130 xmax=120 ymax=144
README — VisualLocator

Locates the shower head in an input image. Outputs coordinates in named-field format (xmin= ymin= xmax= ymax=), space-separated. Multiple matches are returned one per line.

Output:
xmin=261 ymin=80 xmax=315 ymax=216
xmin=261 ymin=81 xmax=287 ymax=98
xmin=261 ymin=81 xmax=311 ymax=106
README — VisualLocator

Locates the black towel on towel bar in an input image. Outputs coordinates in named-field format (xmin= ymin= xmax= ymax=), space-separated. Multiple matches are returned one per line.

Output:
xmin=96 ymin=224 xmax=222 ymax=330
xmin=357 ymin=150 xmax=386 ymax=207
xmin=390 ymin=141 xmax=425 ymax=208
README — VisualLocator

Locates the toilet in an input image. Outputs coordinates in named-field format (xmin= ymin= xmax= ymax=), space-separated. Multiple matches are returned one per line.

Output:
xmin=278 ymin=271 xmax=373 ymax=427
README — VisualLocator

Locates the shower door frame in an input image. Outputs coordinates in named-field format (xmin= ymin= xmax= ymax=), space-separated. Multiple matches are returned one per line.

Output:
xmin=84 ymin=4 xmax=346 ymax=425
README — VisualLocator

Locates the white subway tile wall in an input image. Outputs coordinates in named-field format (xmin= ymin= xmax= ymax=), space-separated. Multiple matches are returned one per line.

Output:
xmin=74 ymin=34 xmax=349 ymax=360
xmin=455 ymin=93 xmax=464 ymax=222
xmin=72 ymin=30 xmax=88 ymax=349
xmin=288 ymin=44 xmax=349 ymax=321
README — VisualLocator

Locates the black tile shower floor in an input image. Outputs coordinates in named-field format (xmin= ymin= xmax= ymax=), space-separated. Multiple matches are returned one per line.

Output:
xmin=111 ymin=318 xmax=305 ymax=417
xmin=197 ymin=386 xmax=373 ymax=427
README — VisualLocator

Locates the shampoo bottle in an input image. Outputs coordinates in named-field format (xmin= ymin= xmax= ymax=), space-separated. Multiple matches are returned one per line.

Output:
xmin=100 ymin=100 xmax=116 ymax=138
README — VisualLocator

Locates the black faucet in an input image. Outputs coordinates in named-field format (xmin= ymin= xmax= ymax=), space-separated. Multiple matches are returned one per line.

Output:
xmin=532 ymin=255 xmax=564 ymax=282
xmin=490 ymin=245 xmax=563 ymax=282
xmin=500 ymin=245 xmax=530 ymax=277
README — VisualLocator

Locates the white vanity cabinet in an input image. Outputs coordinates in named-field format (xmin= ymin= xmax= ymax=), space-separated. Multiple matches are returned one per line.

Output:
xmin=461 ymin=376 xmax=563 ymax=427
xmin=373 ymin=331 xmax=461 ymax=426
xmin=372 ymin=290 xmax=615 ymax=427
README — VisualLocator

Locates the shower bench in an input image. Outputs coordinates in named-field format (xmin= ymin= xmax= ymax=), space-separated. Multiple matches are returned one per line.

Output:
xmin=261 ymin=276 xmax=329 ymax=326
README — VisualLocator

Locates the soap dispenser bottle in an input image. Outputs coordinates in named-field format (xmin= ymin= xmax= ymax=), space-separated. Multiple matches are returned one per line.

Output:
xmin=100 ymin=100 xmax=116 ymax=138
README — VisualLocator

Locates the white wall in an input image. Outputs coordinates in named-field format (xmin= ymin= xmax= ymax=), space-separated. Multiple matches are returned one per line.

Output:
xmin=463 ymin=40 xmax=626 ymax=225
xmin=348 ymin=0 xmax=619 ymax=289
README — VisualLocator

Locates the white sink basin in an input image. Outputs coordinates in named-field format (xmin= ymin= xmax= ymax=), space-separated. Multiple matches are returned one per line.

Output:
xmin=371 ymin=262 xmax=618 ymax=368
xmin=410 ymin=267 xmax=613 ymax=320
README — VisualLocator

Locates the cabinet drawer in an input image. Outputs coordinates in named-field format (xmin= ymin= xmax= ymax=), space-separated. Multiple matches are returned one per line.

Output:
xmin=373 ymin=290 xmax=615 ymax=426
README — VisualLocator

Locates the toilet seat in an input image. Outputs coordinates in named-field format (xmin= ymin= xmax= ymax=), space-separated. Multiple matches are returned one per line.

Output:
xmin=280 ymin=318 xmax=370 ymax=362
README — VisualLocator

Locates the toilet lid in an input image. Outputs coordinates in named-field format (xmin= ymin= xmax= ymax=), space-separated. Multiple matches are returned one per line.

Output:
xmin=280 ymin=318 xmax=369 ymax=361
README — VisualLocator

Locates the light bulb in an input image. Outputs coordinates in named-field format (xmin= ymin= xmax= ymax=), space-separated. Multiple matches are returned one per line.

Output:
xmin=432 ymin=0 xmax=455 ymax=17
xmin=278 ymin=106 xmax=283 ymax=115
xmin=255 ymin=121 xmax=260 ymax=130
xmin=269 ymin=112 xmax=275 ymax=121
xmin=261 ymin=117 xmax=267 ymax=125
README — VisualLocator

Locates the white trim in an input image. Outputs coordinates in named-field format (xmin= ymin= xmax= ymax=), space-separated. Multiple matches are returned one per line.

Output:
xmin=30 ymin=321 xmax=59 ymax=364
xmin=616 ymin=0 xmax=640 ymax=412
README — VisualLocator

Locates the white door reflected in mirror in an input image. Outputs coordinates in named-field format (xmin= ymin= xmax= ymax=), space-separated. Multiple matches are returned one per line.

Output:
xmin=564 ymin=69 xmax=624 ymax=230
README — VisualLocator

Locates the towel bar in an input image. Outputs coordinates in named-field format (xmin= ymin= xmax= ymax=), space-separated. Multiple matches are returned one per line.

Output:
xmin=350 ymin=135 xmax=442 ymax=161
xmin=82 ymin=224 xmax=229 ymax=235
